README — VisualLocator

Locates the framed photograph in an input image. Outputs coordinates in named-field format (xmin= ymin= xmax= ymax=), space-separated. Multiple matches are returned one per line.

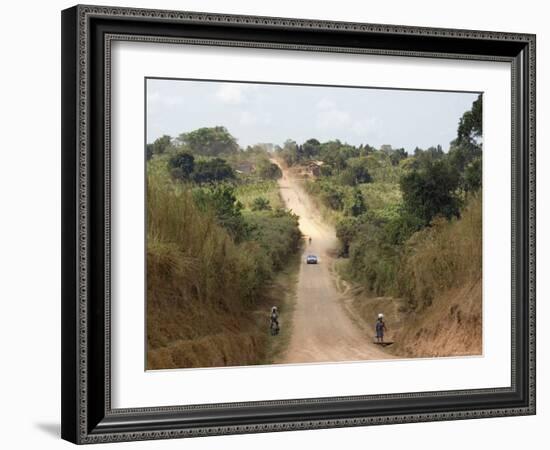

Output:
xmin=61 ymin=5 xmax=536 ymax=444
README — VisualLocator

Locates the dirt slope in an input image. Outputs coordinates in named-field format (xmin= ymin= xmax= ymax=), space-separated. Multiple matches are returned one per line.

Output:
xmin=389 ymin=279 xmax=482 ymax=358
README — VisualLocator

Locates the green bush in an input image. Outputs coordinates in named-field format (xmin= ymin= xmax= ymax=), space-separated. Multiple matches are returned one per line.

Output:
xmin=169 ymin=151 xmax=195 ymax=180
xmin=251 ymin=197 xmax=272 ymax=211
xmin=335 ymin=216 xmax=360 ymax=256
xmin=191 ymin=158 xmax=235 ymax=184
xmin=246 ymin=210 xmax=302 ymax=271
xmin=343 ymin=188 xmax=367 ymax=217
xmin=192 ymin=184 xmax=248 ymax=241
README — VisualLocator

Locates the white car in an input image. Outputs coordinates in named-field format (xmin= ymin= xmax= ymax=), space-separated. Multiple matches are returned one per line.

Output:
xmin=306 ymin=255 xmax=318 ymax=264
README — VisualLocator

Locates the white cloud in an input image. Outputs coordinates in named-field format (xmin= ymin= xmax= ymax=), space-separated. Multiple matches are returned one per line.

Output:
xmin=216 ymin=84 xmax=245 ymax=104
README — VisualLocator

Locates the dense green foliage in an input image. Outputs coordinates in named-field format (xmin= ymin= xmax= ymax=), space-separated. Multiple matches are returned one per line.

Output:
xmin=288 ymin=94 xmax=483 ymax=305
xmin=191 ymin=158 xmax=235 ymax=183
xmin=169 ymin=152 xmax=235 ymax=184
xmin=147 ymin=134 xmax=174 ymax=160
xmin=168 ymin=151 xmax=195 ymax=177
xmin=464 ymin=158 xmax=482 ymax=192
xmin=245 ymin=209 xmax=302 ymax=271
xmin=178 ymin=126 xmax=239 ymax=156
xmin=400 ymin=159 xmax=461 ymax=225
xmin=456 ymin=95 xmax=482 ymax=147
xmin=339 ymin=157 xmax=373 ymax=186
xmin=191 ymin=184 xmax=247 ymax=240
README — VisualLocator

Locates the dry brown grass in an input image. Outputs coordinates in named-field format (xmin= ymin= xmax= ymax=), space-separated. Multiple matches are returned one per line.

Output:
xmin=146 ymin=173 xmax=271 ymax=369
xmin=396 ymin=193 xmax=482 ymax=311
xmin=148 ymin=331 xmax=268 ymax=369
xmin=389 ymin=279 xmax=482 ymax=358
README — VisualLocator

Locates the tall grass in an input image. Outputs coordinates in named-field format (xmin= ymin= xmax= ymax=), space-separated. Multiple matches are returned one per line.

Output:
xmin=146 ymin=170 xmax=300 ymax=369
xmin=341 ymin=192 xmax=481 ymax=309
xmin=396 ymin=193 xmax=482 ymax=310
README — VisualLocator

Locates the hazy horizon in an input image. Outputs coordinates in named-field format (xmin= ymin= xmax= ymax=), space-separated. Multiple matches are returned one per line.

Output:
xmin=146 ymin=78 xmax=480 ymax=152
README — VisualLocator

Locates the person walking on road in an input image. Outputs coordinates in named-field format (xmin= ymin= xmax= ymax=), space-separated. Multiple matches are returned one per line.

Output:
xmin=375 ymin=313 xmax=387 ymax=343
xmin=270 ymin=306 xmax=280 ymax=336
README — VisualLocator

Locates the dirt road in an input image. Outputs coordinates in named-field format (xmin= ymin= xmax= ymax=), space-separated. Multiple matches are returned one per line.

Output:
xmin=274 ymin=166 xmax=391 ymax=364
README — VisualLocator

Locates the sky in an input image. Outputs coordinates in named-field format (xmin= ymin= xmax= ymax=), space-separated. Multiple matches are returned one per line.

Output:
xmin=146 ymin=78 xmax=480 ymax=152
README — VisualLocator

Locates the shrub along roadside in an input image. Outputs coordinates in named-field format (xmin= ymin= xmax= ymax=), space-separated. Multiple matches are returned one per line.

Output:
xmin=339 ymin=193 xmax=481 ymax=311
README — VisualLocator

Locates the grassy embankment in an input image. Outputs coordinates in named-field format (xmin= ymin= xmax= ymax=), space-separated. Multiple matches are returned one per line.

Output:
xmin=343 ymin=194 xmax=482 ymax=357
xmin=146 ymin=154 xmax=301 ymax=369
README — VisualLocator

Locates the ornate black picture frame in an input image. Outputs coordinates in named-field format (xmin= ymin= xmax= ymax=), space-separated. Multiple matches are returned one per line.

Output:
xmin=61 ymin=4 xmax=536 ymax=444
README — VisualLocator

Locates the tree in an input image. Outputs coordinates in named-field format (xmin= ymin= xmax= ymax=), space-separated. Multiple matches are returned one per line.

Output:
xmin=464 ymin=157 xmax=482 ymax=192
xmin=400 ymin=160 xmax=461 ymax=225
xmin=456 ymin=94 xmax=482 ymax=147
xmin=319 ymin=140 xmax=346 ymax=171
xmin=344 ymin=188 xmax=367 ymax=217
xmin=279 ymin=139 xmax=298 ymax=166
xmin=339 ymin=157 xmax=372 ymax=186
xmin=168 ymin=152 xmax=195 ymax=180
xmin=359 ymin=144 xmax=376 ymax=157
xmin=178 ymin=126 xmax=239 ymax=156
xmin=319 ymin=184 xmax=344 ymax=210
xmin=193 ymin=185 xmax=247 ymax=240
xmin=389 ymin=148 xmax=408 ymax=166
xmin=191 ymin=158 xmax=235 ymax=184
xmin=317 ymin=141 xmax=361 ymax=173
xmin=409 ymin=145 xmax=445 ymax=170
xmin=448 ymin=143 xmax=482 ymax=173
xmin=380 ymin=144 xmax=393 ymax=154
xmin=336 ymin=216 xmax=359 ymax=256
xmin=383 ymin=209 xmax=424 ymax=245
xmin=448 ymin=94 xmax=483 ymax=183
xmin=146 ymin=144 xmax=154 ymax=161
xmin=319 ymin=164 xmax=333 ymax=177
xmin=149 ymin=135 xmax=172 ymax=156
xmin=301 ymin=138 xmax=321 ymax=159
